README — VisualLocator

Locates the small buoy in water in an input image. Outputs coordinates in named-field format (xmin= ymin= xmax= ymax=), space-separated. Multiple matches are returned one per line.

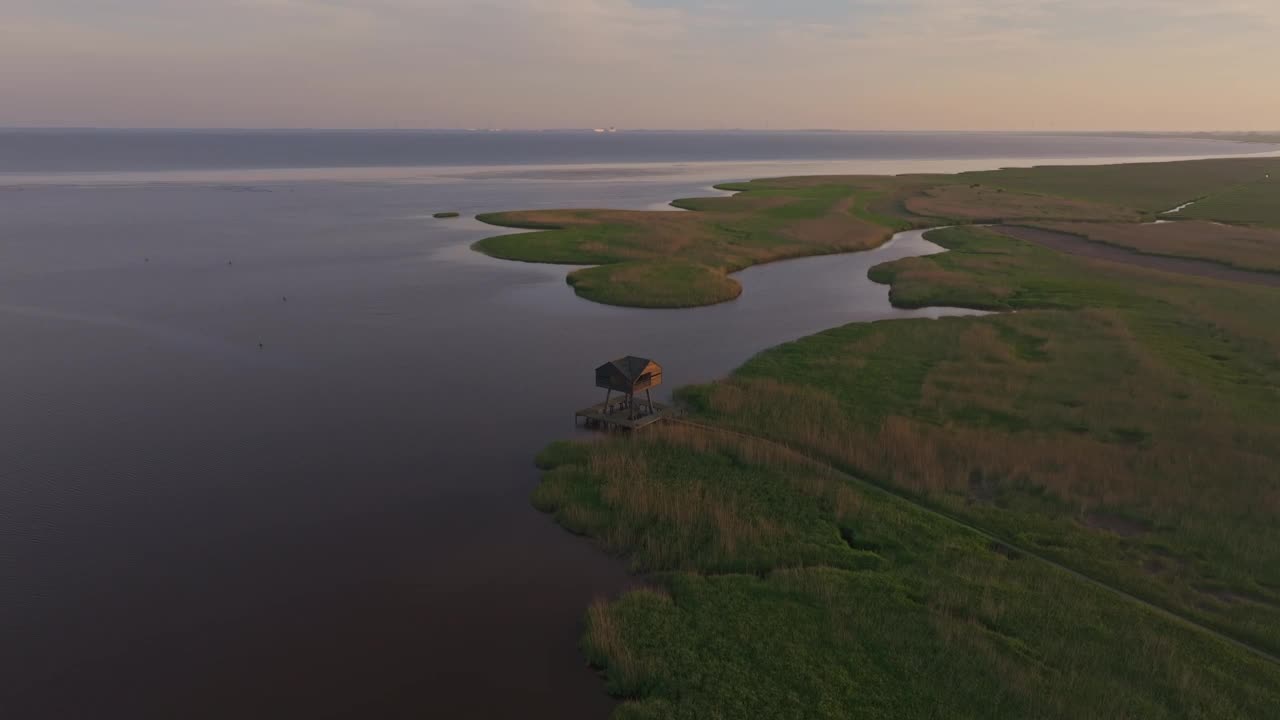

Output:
xmin=145 ymin=257 xmax=149 ymax=263
xmin=282 ymin=296 xmax=287 ymax=302
xmin=258 ymin=342 xmax=264 ymax=349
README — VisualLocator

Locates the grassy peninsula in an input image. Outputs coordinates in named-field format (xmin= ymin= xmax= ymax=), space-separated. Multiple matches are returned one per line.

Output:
xmin=509 ymin=157 xmax=1280 ymax=718
xmin=474 ymin=156 xmax=1279 ymax=307
xmin=474 ymin=183 xmax=905 ymax=307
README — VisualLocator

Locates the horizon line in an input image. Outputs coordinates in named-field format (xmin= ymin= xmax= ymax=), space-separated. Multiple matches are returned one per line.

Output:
xmin=2 ymin=126 xmax=1278 ymax=135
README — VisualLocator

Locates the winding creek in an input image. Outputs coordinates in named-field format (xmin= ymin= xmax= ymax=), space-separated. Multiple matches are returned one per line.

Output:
xmin=3 ymin=140 xmax=1275 ymax=718
xmin=1162 ymin=198 xmax=1201 ymax=214
xmin=0 ymin=173 xmax=978 ymax=719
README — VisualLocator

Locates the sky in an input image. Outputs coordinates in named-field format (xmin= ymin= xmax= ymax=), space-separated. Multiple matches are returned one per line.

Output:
xmin=2 ymin=0 xmax=1278 ymax=130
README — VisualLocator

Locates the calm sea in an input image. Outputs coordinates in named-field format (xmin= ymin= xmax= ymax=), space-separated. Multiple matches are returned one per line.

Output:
xmin=0 ymin=131 xmax=1269 ymax=719
xmin=0 ymin=128 xmax=1265 ymax=174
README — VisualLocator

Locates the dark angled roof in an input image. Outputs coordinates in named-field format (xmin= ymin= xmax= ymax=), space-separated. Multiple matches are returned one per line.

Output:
xmin=595 ymin=356 xmax=663 ymax=393
xmin=599 ymin=356 xmax=657 ymax=383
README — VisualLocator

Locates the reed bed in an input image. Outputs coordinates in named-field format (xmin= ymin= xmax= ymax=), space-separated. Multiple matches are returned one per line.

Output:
xmin=528 ymin=160 xmax=1280 ymax=717
xmin=548 ymin=431 xmax=1280 ymax=719
xmin=678 ymin=226 xmax=1280 ymax=654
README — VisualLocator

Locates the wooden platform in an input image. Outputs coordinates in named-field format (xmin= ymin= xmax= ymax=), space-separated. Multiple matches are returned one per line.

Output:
xmin=575 ymin=397 xmax=675 ymax=431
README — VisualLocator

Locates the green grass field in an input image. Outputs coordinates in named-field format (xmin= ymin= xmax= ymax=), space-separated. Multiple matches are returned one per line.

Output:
xmin=521 ymin=161 xmax=1280 ymax=717
xmin=475 ymin=157 xmax=1280 ymax=307
xmin=1181 ymin=178 xmax=1280 ymax=227
xmin=538 ymin=426 xmax=1280 ymax=718
xmin=473 ymin=183 xmax=897 ymax=307
xmin=959 ymin=157 xmax=1279 ymax=215
xmin=682 ymin=227 xmax=1280 ymax=653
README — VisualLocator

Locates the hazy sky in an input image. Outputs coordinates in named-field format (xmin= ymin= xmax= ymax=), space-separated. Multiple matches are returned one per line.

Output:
xmin=3 ymin=0 xmax=1278 ymax=130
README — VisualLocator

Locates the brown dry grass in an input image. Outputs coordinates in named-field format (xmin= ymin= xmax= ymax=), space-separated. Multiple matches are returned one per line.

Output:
xmin=645 ymin=424 xmax=866 ymax=521
xmin=536 ymin=422 xmax=884 ymax=574
xmin=583 ymin=586 xmax=673 ymax=694
xmin=693 ymin=314 xmax=1280 ymax=518
xmin=494 ymin=208 xmax=718 ymax=259
xmin=476 ymin=176 xmax=935 ymax=306
xmin=906 ymin=184 xmax=1141 ymax=223
xmin=695 ymin=379 xmax=1143 ymax=507
xmin=778 ymin=194 xmax=893 ymax=248
xmin=1033 ymin=220 xmax=1280 ymax=273
xmin=588 ymin=443 xmax=783 ymax=555
xmin=676 ymin=248 xmax=1280 ymax=647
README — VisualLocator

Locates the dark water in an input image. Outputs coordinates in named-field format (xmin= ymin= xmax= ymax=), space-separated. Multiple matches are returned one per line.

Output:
xmin=0 ymin=133 xmax=1268 ymax=719
xmin=0 ymin=128 xmax=1266 ymax=174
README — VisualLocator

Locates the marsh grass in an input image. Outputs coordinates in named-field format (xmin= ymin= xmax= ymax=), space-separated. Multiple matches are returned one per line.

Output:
xmin=1029 ymin=220 xmax=1280 ymax=273
xmin=547 ymin=432 xmax=1280 ymax=719
xmin=1183 ymin=179 xmax=1280 ymax=227
xmin=961 ymin=157 xmax=1280 ymax=215
xmin=473 ymin=182 xmax=895 ymax=306
xmin=680 ymin=226 xmax=1280 ymax=654
xmin=474 ymin=157 xmax=1280 ymax=307
xmin=567 ymin=260 xmax=742 ymax=307
xmin=535 ymin=427 xmax=881 ymax=574
xmin=904 ymin=184 xmax=1140 ymax=223
xmin=523 ymin=160 xmax=1280 ymax=716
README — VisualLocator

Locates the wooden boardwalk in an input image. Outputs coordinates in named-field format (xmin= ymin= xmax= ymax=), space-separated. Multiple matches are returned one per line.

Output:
xmin=575 ymin=397 xmax=675 ymax=431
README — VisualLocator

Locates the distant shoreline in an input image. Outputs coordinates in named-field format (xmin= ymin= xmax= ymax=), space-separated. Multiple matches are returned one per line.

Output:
xmin=2 ymin=129 xmax=1274 ymax=183
xmin=4 ymin=126 xmax=1278 ymax=137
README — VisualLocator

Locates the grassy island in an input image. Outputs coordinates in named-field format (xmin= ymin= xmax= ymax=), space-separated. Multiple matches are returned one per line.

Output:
xmin=474 ymin=157 xmax=1279 ymax=307
xmin=473 ymin=182 xmax=907 ymax=307
xmin=520 ymin=157 xmax=1280 ymax=718
xmin=433 ymin=211 xmax=461 ymax=219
